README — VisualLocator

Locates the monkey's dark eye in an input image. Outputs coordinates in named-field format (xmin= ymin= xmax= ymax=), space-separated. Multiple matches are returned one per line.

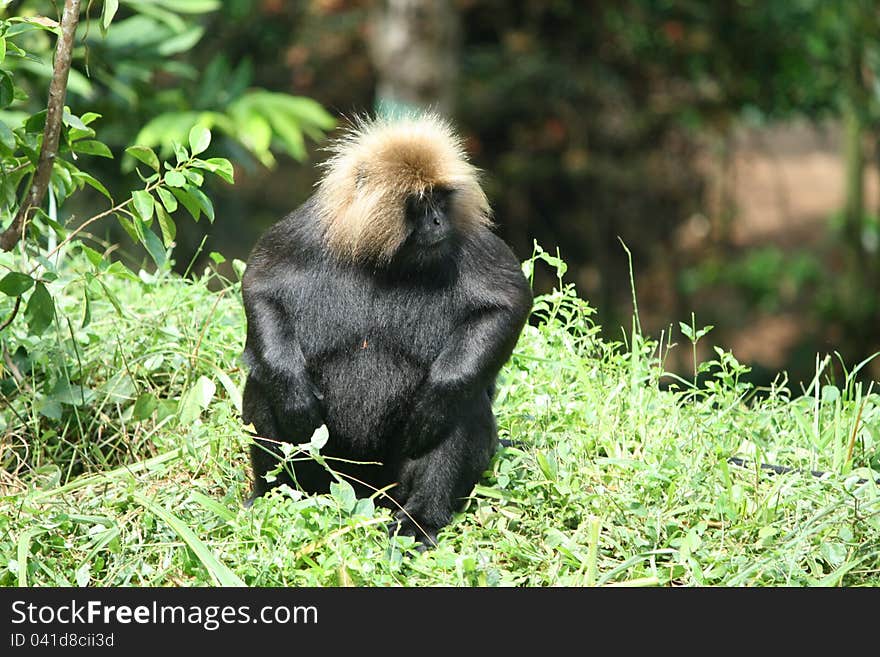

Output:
xmin=405 ymin=195 xmax=423 ymax=220
xmin=433 ymin=188 xmax=452 ymax=209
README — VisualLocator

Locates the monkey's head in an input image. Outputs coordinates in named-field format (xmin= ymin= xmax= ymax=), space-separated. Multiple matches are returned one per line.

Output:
xmin=314 ymin=114 xmax=491 ymax=266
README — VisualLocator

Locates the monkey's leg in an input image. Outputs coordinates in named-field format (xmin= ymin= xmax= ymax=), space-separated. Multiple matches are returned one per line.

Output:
xmin=242 ymin=377 xmax=294 ymax=503
xmin=243 ymin=377 xmax=334 ymax=503
xmin=392 ymin=400 xmax=497 ymax=549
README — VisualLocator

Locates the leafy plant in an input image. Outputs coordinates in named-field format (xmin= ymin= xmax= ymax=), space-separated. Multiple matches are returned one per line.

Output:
xmin=0 ymin=2 xmax=333 ymax=335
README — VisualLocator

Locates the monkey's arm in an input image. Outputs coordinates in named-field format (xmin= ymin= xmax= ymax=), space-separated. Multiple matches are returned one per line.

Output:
xmin=404 ymin=284 xmax=531 ymax=456
xmin=429 ymin=307 xmax=528 ymax=393
xmin=242 ymin=289 xmax=324 ymax=429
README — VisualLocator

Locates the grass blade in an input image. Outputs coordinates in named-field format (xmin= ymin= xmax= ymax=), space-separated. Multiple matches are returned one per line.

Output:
xmin=133 ymin=492 xmax=245 ymax=587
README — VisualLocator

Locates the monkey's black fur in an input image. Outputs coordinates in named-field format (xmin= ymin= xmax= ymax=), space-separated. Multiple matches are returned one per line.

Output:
xmin=241 ymin=193 xmax=532 ymax=547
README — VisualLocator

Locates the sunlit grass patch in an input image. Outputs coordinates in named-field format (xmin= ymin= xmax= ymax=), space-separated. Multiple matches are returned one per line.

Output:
xmin=1 ymin=250 xmax=878 ymax=586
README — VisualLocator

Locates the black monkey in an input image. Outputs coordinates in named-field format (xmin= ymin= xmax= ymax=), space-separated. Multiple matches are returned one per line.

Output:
xmin=241 ymin=115 xmax=532 ymax=547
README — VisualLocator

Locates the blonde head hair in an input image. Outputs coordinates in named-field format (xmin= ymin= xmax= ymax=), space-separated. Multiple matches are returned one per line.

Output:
xmin=314 ymin=114 xmax=491 ymax=263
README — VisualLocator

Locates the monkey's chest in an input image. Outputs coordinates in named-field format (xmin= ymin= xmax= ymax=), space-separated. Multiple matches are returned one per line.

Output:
xmin=296 ymin=285 xmax=460 ymax=448
xmin=307 ymin=335 xmax=428 ymax=452
xmin=298 ymin=279 xmax=459 ymax=366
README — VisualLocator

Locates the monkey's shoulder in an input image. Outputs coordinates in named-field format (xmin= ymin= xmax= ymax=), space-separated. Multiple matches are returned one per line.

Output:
xmin=458 ymin=229 xmax=532 ymax=307
xmin=263 ymin=197 xmax=324 ymax=250
xmin=243 ymin=198 xmax=326 ymax=285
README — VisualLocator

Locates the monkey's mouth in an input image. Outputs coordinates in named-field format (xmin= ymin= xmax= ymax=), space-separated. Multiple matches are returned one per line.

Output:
xmin=420 ymin=233 xmax=450 ymax=249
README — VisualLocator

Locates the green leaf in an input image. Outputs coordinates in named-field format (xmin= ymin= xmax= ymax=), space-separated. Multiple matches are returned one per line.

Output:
xmin=266 ymin=111 xmax=306 ymax=160
xmin=330 ymin=480 xmax=357 ymax=513
xmin=188 ymin=124 xmax=211 ymax=155
xmin=184 ymin=185 xmax=214 ymax=222
xmin=197 ymin=157 xmax=234 ymax=184
xmin=156 ymin=187 xmax=178 ymax=213
xmin=25 ymin=282 xmax=54 ymax=335
xmin=80 ymin=287 xmax=91 ymax=328
xmin=75 ymin=564 xmax=91 ymax=588
xmin=182 ymin=168 xmax=204 ymax=187
xmin=72 ymin=140 xmax=113 ymax=158
xmin=50 ymin=381 xmax=95 ymax=406
xmin=72 ymin=171 xmax=112 ymax=201
xmin=211 ymin=365 xmax=242 ymax=414
xmin=0 ymin=71 xmax=14 ymax=110
xmin=353 ymin=497 xmax=375 ymax=518
xmin=164 ymin=170 xmax=186 ymax=187
xmin=310 ymin=424 xmax=329 ymax=451
xmin=234 ymin=112 xmax=273 ymax=166
xmin=25 ymin=110 xmax=47 ymax=134
xmin=125 ymin=145 xmax=159 ymax=171
xmin=140 ymin=224 xmax=167 ymax=267
xmin=0 ymin=37 xmax=6 ymax=66
xmin=80 ymin=245 xmax=107 ymax=269
xmin=102 ymin=0 xmax=119 ymax=32
xmin=0 ymin=119 xmax=14 ymax=153
xmin=116 ymin=213 xmax=143 ymax=244
xmin=0 ymin=272 xmax=35 ymax=296
xmin=37 ymin=398 xmax=62 ymax=421
xmin=131 ymin=190 xmax=154 ymax=222
xmin=157 ymin=25 xmax=205 ymax=56
xmin=179 ymin=376 xmax=216 ymax=423
xmin=1 ymin=178 xmax=16 ymax=207
xmin=62 ymin=110 xmax=89 ymax=132
xmin=189 ymin=491 xmax=236 ymax=522
xmin=536 ymin=450 xmax=558 ymax=480
xmin=173 ymin=142 xmax=189 ymax=164
xmin=68 ymin=125 xmax=95 ymax=142
xmin=207 ymin=157 xmax=234 ymax=183
xmin=170 ymin=186 xmax=200 ymax=221
xmin=132 ymin=393 xmax=158 ymax=421
xmin=283 ymin=96 xmax=336 ymax=130
xmin=208 ymin=252 xmax=226 ymax=264
xmin=98 ymin=280 xmax=124 ymax=316
xmin=155 ymin=204 xmax=176 ymax=247
xmin=150 ymin=0 xmax=220 ymax=12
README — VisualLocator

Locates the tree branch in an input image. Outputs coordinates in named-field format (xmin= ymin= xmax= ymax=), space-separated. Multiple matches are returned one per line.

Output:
xmin=0 ymin=0 xmax=82 ymax=252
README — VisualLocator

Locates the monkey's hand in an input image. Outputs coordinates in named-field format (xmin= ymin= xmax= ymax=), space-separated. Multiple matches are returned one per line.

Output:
xmin=274 ymin=373 xmax=325 ymax=433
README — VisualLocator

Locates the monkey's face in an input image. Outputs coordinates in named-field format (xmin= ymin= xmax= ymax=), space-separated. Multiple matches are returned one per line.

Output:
xmin=405 ymin=188 xmax=454 ymax=247
xmin=397 ymin=187 xmax=459 ymax=266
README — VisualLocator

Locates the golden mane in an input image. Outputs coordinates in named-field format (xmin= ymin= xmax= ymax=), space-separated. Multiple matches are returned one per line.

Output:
xmin=314 ymin=114 xmax=491 ymax=263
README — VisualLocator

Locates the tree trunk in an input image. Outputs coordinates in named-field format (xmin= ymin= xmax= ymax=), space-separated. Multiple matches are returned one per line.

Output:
xmin=841 ymin=1 xmax=867 ymax=264
xmin=368 ymin=0 xmax=460 ymax=117
xmin=0 ymin=0 xmax=81 ymax=251
xmin=843 ymin=107 xmax=864 ymax=261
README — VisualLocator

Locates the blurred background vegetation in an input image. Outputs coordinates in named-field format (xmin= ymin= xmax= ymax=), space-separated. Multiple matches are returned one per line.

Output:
xmin=4 ymin=0 xmax=880 ymax=387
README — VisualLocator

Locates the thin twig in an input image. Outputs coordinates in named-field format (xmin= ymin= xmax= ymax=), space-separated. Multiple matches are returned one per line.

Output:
xmin=0 ymin=0 xmax=82 ymax=251
xmin=0 ymin=296 xmax=22 ymax=333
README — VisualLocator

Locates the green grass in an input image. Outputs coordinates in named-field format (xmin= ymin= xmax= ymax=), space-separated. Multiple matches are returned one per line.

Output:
xmin=1 ymin=248 xmax=878 ymax=586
